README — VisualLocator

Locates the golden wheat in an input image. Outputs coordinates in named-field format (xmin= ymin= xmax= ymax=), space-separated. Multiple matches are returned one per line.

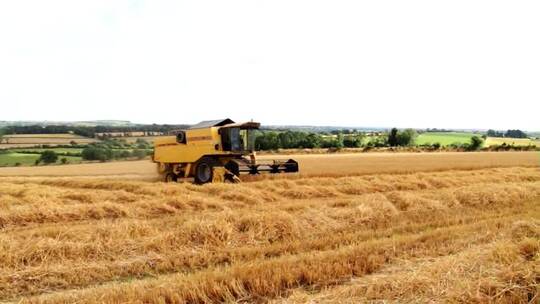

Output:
xmin=0 ymin=151 xmax=537 ymax=178
xmin=0 ymin=166 xmax=538 ymax=303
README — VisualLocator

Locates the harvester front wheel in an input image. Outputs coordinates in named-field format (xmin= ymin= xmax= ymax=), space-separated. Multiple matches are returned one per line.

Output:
xmin=194 ymin=158 xmax=216 ymax=184
xmin=164 ymin=173 xmax=178 ymax=183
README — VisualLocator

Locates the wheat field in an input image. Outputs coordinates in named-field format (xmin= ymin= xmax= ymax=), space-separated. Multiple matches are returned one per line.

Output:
xmin=0 ymin=134 xmax=98 ymax=149
xmin=0 ymin=151 xmax=538 ymax=178
xmin=0 ymin=165 xmax=539 ymax=303
xmin=486 ymin=137 xmax=540 ymax=147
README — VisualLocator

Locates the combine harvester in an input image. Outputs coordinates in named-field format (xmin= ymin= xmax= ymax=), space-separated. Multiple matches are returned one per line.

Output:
xmin=153 ymin=119 xmax=299 ymax=184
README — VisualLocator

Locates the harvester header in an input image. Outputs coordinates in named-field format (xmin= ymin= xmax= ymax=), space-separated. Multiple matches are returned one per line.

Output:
xmin=153 ymin=119 xmax=299 ymax=184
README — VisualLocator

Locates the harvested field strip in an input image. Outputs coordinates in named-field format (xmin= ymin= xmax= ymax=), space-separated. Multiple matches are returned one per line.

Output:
xmin=1 ymin=177 xmax=539 ymax=229
xmin=1 ymin=167 xmax=538 ymax=203
xmin=1 ymin=166 xmax=539 ymax=302
xmin=276 ymin=222 xmax=540 ymax=303
xmin=2 ymin=207 xmax=533 ymax=300
xmin=0 ymin=151 xmax=538 ymax=178
xmin=0 ymin=201 xmax=530 ymax=271
xmin=19 ymin=215 xmax=537 ymax=304
xmin=5 ymin=166 xmax=539 ymax=193
xmin=0 ymin=179 xmax=538 ymax=229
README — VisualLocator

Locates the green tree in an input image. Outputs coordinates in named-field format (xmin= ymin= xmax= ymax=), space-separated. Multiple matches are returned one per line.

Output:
xmin=388 ymin=128 xmax=398 ymax=147
xmin=82 ymin=146 xmax=113 ymax=162
xmin=505 ymin=129 xmax=528 ymax=138
xmin=278 ymin=131 xmax=300 ymax=149
xmin=366 ymin=136 xmax=386 ymax=147
xmin=255 ymin=131 xmax=280 ymax=150
xmin=487 ymin=129 xmax=499 ymax=137
xmin=301 ymin=133 xmax=322 ymax=148
xmin=135 ymin=138 xmax=150 ymax=149
xmin=343 ymin=134 xmax=363 ymax=148
xmin=119 ymin=150 xmax=131 ymax=158
xmin=396 ymin=129 xmax=417 ymax=146
xmin=335 ymin=133 xmax=344 ymax=149
xmin=132 ymin=149 xmax=147 ymax=159
xmin=39 ymin=150 xmax=58 ymax=164
xmin=468 ymin=136 xmax=484 ymax=151
xmin=0 ymin=128 xmax=6 ymax=144
xmin=321 ymin=133 xmax=343 ymax=149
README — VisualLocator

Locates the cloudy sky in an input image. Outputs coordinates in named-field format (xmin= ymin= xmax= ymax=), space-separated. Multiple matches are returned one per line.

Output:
xmin=0 ymin=0 xmax=538 ymax=130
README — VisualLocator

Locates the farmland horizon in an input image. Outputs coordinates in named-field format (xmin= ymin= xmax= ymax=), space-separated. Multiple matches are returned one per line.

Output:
xmin=1 ymin=119 xmax=538 ymax=133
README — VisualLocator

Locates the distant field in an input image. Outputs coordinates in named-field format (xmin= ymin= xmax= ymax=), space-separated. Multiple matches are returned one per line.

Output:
xmin=416 ymin=132 xmax=540 ymax=148
xmin=0 ymin=144 xmax=44 ymax=149
xmin=0 ymin=153 xmax=40 ymax=166
xmin=122 ymin=136 xmax=164 ymax=144
xmin=486 ymin=137 xmax=539 ymax=147
xmin=0 ymin=153 xmax=82 ymax=166
xmin=1 ymin=134 xmax=98 ymax=147
xmin=0 ymin=147 xmax=84 ymax=167
xmin=11 ymin=147 xmax=84 ymax=154
xmin=4 ymin=134 xmax=80 ymax=138
xmin=416 ymin=132 xmax=476 ymax=146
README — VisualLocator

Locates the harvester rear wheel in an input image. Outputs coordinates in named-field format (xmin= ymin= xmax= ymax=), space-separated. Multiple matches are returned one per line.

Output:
xmin=194 ymin=158 xmax=216 ymax=184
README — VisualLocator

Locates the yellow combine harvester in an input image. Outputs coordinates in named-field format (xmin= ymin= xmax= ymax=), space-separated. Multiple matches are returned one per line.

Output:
xmin=152 ymin=119 xmax=299 ymax=184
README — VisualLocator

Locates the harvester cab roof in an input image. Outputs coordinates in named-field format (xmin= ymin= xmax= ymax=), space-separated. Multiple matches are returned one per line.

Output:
xmin=188 ymin=119 xmax=261 ymax=130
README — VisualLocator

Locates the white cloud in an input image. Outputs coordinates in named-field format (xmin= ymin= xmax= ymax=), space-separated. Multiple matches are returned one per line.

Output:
xmin=0 ymin=0 xmax=538 ymax=129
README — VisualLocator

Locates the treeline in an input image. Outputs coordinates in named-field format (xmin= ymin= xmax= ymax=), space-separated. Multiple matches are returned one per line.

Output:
xmin=81 ymin=138 xmax=152 ymax=161
xmin=254 ymin=129 xmax=417 ymax=150
xmin=254 ymin=129 xmax=492 ymax=152
xmin=387 ymin=128 xmax=417 ymax=147
xmin=29 ymin=147 xmax=151 ymax=165
xmin=486 ymin=129 xmax=528 ymax=138
xmin=424 ymin=128 xmax=455 ymax=133
xmin=254 ymin=131 xmax=363 ymax=150
xmin=81 ymin=146 xmax=151 ymax=162
xmin=3 ymin=124 xmax=189 ymax=137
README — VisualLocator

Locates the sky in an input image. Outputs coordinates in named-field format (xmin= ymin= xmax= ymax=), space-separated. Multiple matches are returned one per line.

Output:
xmin=0 ymin=1 xmax=539 ymax=130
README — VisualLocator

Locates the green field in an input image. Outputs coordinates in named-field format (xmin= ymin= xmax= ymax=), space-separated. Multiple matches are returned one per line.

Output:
xmin=11 ymin=147 xmax=84 ymax=154
xmin=0 ymin=153 xmax=82 ymax=167
xmin=416 ymin=132 xmax=477 ymax=146
xmin=0 ymin=145 xmax=152 ymax=167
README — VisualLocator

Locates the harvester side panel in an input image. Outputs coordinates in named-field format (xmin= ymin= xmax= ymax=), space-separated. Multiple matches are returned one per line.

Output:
xmin=153 ymin=127 xmax=225 ymax=163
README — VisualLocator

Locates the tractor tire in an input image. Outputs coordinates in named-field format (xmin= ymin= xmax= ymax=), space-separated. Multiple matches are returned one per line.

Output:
xmin=194 ymin=158 xmax=216 ymax=184
xmin=164 ymin=173 xmax=178 ymax=183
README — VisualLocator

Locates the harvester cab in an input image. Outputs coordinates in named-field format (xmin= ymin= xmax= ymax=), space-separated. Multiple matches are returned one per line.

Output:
xmin=218 ymin=121 xmax=258 ymax=153
xmin=153 ymin=119 xmax=299 ymax=184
